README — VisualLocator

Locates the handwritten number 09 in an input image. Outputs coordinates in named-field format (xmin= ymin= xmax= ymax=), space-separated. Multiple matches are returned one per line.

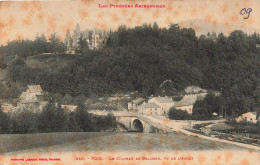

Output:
xmin=240 ymin=8 xmax=252 ymax=19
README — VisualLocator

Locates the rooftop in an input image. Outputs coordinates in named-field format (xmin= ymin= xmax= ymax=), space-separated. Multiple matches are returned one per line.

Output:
xmin=28 ymin=85 xmax=43 ymax=93
xmin=142 ymin=102 xmax=160 ymax=108
xmin=132 ymin=98 xmax=145 ymax=104
xmin=154 ymin=96 xmax=173 ymax=103
xmin=19 ymin=92 xmax=39 ymax=103
xmin=20 ymin=99 xmax=39 ymax=104
xmin=242 ymin=111 xmax=257 ymax=115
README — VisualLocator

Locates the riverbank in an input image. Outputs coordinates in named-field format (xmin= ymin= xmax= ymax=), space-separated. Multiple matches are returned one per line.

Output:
xmin=180 ymin=129 xmax=260 ymax=151
xmin=141 ymin=115 xmax=260 ymax=151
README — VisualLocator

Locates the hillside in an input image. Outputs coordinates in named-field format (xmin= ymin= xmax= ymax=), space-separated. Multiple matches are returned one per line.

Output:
xmin=25 ymin=54 xmax=76 ymax=72
xmin=1 ymin=23 xmax=260 ymax=117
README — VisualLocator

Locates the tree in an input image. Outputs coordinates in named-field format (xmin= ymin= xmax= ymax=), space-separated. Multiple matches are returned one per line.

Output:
xmin=9 ymin=107 xmax=38 ymax=134
xmin=92 ymin=112 xmax=116 ymax=131
xmin=34 ymin=33 xmax=48 ymax=54
xmin=74 ymin=98 xmax=92 ymax=131
xmin=48 ymin=32 xmax=65 ymax=53
xmin=192 ymin=93 xmax=225 ymax=120
xmin=0 ymin=105 xmax=9 ymax=133
xmin=8 ymin=59 xmax=28 ymax=82
xmin=54 ymin=103 xmax=68 ymax=132
xmin=228 ymin=30 xmax=249 ymax=54
xmin=168 ymin=107 xmax=190 ymax=120
xmin=61 ymin=94 xmax=74 ymax=104
xmin=77 ymin=34 xmax=88 ymax=55
xmin=38 ymin=97 xmax=56 ymax=132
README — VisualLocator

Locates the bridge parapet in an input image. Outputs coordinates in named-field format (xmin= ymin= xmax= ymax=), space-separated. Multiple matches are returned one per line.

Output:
xmin=116 ymin=115 xmax=174 ymax=133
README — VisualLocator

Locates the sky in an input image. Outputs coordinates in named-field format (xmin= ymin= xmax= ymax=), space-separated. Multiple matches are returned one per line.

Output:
xmin=0 ymin=0 xmax=260 ymax=45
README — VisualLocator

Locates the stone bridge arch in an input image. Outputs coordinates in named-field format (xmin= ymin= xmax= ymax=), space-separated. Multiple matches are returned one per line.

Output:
xmin=131 ymin=118 xmax=144 ymax=132
xmin=130 ymin=117 xmax=157 ymax=133
xmin=116 ymin=116 xmax=159 ymax=133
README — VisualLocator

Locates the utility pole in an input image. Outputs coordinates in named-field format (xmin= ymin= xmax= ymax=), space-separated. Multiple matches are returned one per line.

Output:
xmin=222 ymin=105 xmax=223 ymax=118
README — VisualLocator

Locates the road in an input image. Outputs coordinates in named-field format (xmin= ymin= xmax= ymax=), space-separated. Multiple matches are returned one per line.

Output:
xmin=139 ymin=114 xmax=225 ymax=131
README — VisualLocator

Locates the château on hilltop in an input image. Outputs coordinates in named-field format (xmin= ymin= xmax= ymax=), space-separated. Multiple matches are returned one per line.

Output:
xmin=64 ymin=24 xmax=109 ymax=53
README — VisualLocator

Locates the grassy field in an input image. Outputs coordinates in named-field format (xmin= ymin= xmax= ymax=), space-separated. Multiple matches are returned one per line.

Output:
xmin=0 ymin=132 xmax=250 ymax=154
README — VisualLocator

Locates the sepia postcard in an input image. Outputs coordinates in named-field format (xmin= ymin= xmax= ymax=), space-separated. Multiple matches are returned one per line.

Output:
xmin=0 ymin=0 xmax=259 ymax=164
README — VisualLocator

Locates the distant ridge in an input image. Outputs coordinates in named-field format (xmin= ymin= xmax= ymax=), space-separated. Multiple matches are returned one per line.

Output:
xmin=180 ymin=19 xmax=260 ymax=36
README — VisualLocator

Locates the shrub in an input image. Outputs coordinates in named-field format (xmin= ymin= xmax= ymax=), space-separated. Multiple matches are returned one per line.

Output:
xmin=168 ymin=107 xmax=191 ymax=120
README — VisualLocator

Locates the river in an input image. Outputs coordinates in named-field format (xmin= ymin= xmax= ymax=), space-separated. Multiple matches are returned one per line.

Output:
xmin=1 ymin=132 xmax=258 ymax=165
xmin=0 ymin=132 xmax=249 ymax=153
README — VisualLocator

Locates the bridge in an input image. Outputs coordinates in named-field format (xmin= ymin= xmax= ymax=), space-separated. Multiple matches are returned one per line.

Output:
xmin=89 ymin=110 xmax=184 ymax=133
xmin=115 ymin=114 xmax=175 ymax=133
xmin=89 ymin=110 xmax=217 ymax=133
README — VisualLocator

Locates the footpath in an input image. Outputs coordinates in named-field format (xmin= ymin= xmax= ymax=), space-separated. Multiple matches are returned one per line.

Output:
xmin=141 ymin=115 xmax=260 ymax=151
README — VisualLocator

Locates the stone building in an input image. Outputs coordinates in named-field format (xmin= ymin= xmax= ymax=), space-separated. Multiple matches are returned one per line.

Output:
xmin=137 ymin=102 xmax=162 ymax=115
xmin=236 ymin=112 xmax=260 ymax=123
xmin=147 ymin=96 xmax=175 ymax=115
xmin=17 ymin=85 xmax=48 ymax=112
xmin=127 ymin=97 xmax=145 ymax=112
xmin=136 ymin=94 xmax=206 ymax=116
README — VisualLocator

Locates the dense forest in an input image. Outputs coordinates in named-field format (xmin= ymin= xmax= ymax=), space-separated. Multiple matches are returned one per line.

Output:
xmin=0 ymin=23 xmax=260 ymax=118
xmin=0 ymin=97 xmax=117 ymax=134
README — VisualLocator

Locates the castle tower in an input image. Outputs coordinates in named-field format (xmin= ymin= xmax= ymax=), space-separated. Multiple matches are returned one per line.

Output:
xmin=75 ymin=24 xmax=80 ymax=32
xmin=72 ymin=24 xmax=81 ymax=46
xmin=93 ymin=28 xmax=96 ymax=48
xmin=64 ymin=29 xmax=72 ymax=47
